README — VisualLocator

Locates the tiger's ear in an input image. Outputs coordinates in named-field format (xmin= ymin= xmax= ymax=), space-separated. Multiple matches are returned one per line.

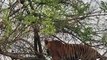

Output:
xmin=45 ymin=40 xmax=48 ymax=45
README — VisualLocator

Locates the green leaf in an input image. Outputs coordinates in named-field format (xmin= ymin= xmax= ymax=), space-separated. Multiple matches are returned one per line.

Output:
xmin=24 ymin=14 xmax=36 ymax=25
xmin=2 ymin=9 xmax=12 ymax=37
xmin=41 ymin=18 xmax=56 ymax=35
xmin=102 ymin=33 xmax=107 ymax=43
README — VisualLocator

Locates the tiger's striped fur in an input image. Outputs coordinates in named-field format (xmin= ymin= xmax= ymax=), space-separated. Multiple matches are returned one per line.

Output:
xmin=45 ymin=40 xmax=104 ymax=60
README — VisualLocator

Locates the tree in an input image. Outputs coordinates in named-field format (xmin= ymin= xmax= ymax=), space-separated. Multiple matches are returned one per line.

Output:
xmin=0 ymin=0 xmax=107 ymax=60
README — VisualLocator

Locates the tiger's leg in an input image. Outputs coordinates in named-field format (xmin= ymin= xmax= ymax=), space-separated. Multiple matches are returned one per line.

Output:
xmin=89 ymin=58 xmax=96 ymax=60
xmin=52 ymin=56 xmax=60 ymax=60
xmin=82 ymin=56 xmax=96 ymax=60
xmin=66 ymin=56 xmax=79 ymax=60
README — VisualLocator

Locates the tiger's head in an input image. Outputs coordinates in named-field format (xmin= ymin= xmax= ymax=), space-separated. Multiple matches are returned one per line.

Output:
xmin=44 ymin=40 xmax=51 ymax=56
xmin=44 ymin=40 xmax=63 ymax=56
xmin=44 ymin=40 xmax=63 ymax=49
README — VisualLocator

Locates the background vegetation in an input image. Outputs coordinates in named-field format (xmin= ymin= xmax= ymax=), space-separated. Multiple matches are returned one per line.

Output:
xmin=0 ymin=0 xmax=107 ymax=60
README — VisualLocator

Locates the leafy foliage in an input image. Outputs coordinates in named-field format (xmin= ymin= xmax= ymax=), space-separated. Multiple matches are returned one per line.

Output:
xmin=1 ymin=0 xmax=107 ymax=60
xmin=2 ymin=9 xmax=12 ymax=37
xmin=100 ymin=1 xmax=107 ymax=12
xmin=72 ymin=1 xmax=90 ymax=15
xmin=24 ymin=14 xmax=36 ymax=25
xmin=41 ymin=18 xmax=56 ymax=35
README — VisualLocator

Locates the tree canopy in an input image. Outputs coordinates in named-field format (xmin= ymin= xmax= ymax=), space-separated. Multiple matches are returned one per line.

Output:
xmin=0 ymin=0 xmax=107 ymax=60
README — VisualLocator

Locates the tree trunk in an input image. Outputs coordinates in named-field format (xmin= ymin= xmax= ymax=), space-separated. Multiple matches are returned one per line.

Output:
xmin=33 ymin=25 xmax=45 ymax=60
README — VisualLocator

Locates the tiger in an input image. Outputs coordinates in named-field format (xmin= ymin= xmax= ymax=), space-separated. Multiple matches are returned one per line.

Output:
xmin=44 ymin=40 xmax=104 ymax=60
